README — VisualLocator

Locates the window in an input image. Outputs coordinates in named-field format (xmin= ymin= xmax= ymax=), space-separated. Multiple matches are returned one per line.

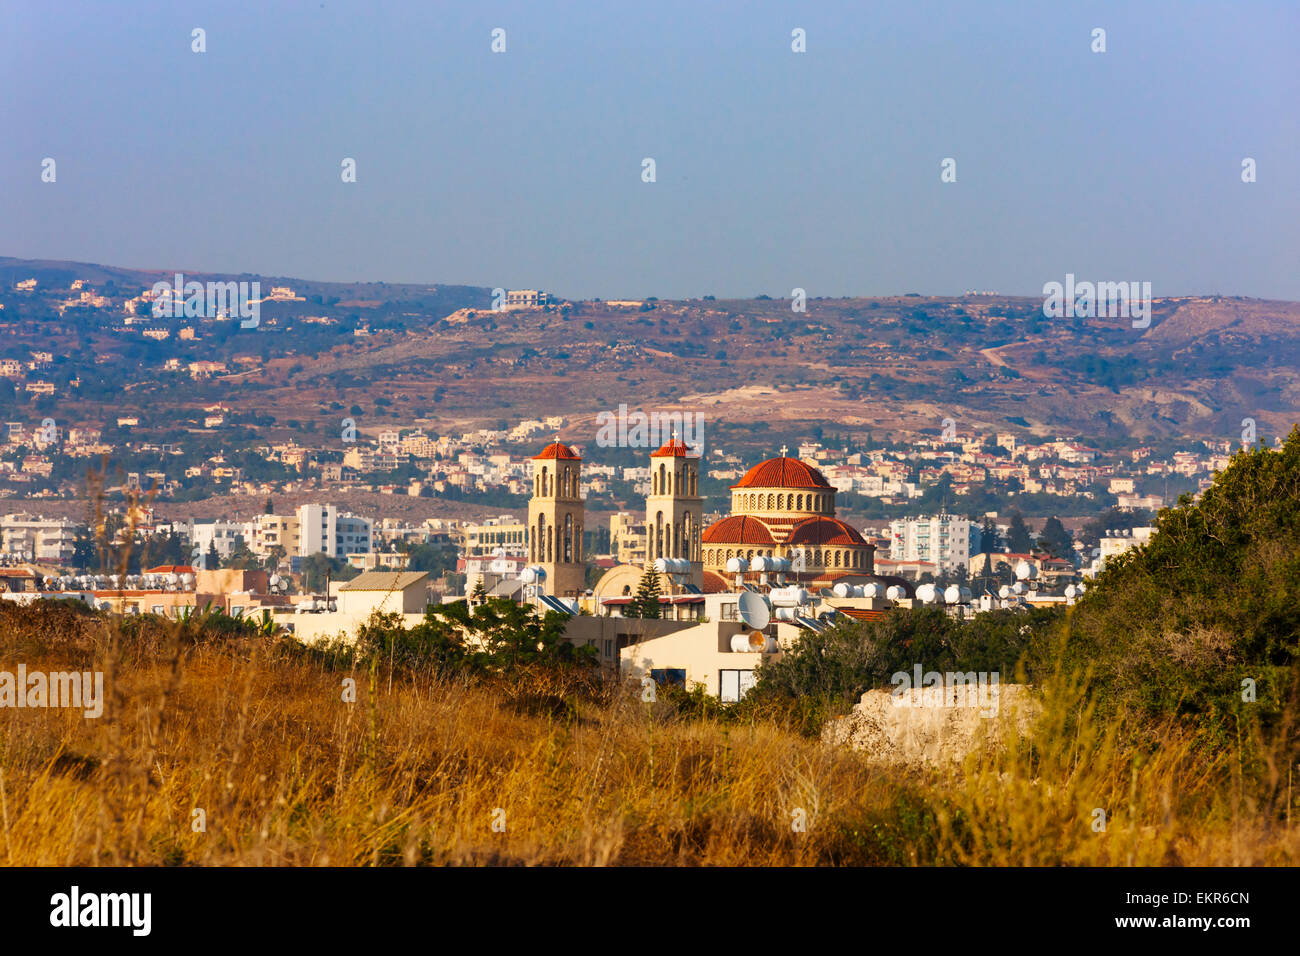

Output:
xmin=719 ymin=669 xmax=756 ymax=703
xmin=650 ymin=668 xmax=686 ymax=688
xmin=603 ymin=639 xmax=613 ymax=658
xmin=720 ymin=602 xmax=738 ymax=621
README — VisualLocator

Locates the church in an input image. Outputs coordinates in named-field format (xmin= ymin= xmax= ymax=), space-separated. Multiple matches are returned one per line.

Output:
xmin=525 ymin=436 xmax=881 ymax=601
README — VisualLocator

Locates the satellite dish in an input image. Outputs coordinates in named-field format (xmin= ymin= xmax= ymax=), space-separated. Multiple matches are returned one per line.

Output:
xmin=737 ymin=591 xmax=771 ymax=630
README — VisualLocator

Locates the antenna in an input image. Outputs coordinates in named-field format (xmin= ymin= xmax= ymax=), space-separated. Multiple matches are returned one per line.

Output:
xmin=737 ymin=591 xmax=771 ymax=630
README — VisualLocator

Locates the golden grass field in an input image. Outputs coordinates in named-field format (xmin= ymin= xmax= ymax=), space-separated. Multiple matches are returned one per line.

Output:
xmin=1 ymin=605 xmax=1297 ymax=867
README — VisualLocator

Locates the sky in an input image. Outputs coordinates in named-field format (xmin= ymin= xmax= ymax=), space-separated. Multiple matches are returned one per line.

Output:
xmin=2 ymin=0 xmax=1297 ymax=300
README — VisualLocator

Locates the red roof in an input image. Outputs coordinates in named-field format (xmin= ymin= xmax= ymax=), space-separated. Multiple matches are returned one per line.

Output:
xmin=732 ymin=456 xmax=833 ymax=491
xmin=532 ymin=441 xmax=581 ymax=461
xmin=144 ymin=565 xmax=196 ymax=574
xmin=837 ymin=607 xmax=890 ymax=623
xmin=702 ymin=571 xmax=731 ymax=593
xmin=785 ymin=516 xmax=868 ymax=547
xmin=701 ymin=515 xmax=777 ymax=545
xmin=650 ymin=437 xmax=694 ymax=458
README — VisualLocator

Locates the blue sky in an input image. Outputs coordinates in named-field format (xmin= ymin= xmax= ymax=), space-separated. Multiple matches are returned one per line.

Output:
xmin=3 ymin=0 xmax=1297 ymax=299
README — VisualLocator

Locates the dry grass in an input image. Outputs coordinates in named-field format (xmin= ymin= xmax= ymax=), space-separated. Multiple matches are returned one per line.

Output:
xmin=1 ymin=610 xmax=1297 ymax=866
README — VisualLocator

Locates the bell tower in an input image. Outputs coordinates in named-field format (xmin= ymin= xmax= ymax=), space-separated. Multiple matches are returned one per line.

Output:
xmin=528 ymin=440 xmax=586 ymax=597
xmin=646 ymin=434 xmax=704 ymax=589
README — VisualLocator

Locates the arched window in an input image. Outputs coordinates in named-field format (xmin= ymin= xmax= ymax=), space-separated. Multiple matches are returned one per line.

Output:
xmin=564 ymin=514 xmax=574 ymax=563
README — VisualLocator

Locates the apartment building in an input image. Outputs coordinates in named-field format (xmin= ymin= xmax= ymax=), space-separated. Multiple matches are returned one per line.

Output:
xmin=609 ymin=511 xmax=648 ymax=565
xmin=460 ymin=515 xmax=528 ymax=557
xmin=0 ymin=513 xmax=79 ymax=563
xmin=887 ymin=513 xmax=977 ymax=573
xmin=297 ymin=504 xmax=372 ymax=559
xmin=246 ymin=513 xmax=301 ymax=558
xmin=191 ymin=519 xmax=246 ymax=562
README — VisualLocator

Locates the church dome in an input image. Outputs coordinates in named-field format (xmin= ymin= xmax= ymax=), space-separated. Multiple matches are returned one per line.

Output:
xmin=701 ymin=514 xmax=776 ymax=545
xmin=732 ymin=455 xmax=833 ymax=491
xmin=785 ymin=516 xmax=868 ymax=546
xmin=532 ymin=441 xmax=581 ymax=460
xmin=650 ymin=437 xmax=694 ymax=457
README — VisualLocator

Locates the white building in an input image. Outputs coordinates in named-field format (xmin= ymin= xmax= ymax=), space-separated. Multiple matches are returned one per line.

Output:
xmin=888 ymin=513 xmax=975 ymax=573
xmin=1096 ymin=527 xmax=1155 ymax=573
xmin=0 ymin=514 xmax=79 ymax=563
xmin=297 ymin=504 xmax=372 ymax=558
xmin=190 ymin=519 xmax=246 ymax=563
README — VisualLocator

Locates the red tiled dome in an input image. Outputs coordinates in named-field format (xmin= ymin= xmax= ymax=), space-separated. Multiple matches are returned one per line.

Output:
xmin=650 ymin=437 xmax=694 ymax=457
xmin=732 ymin=456 xmax=833 ymax=490
xmin=532 ymin=441 xmax=581 ymax=460
xmin=786 ymin=516 xmax=868 ymax=546
xmin=701 ymin=514 xmax=776 ymax=545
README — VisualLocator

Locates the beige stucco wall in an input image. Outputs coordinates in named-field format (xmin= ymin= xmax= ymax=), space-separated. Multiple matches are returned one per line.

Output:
xmin=619 ymin=620 xmax=773 ymax=698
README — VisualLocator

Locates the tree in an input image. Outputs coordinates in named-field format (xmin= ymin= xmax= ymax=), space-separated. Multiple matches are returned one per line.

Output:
xmin=224 ymin=535 xmax=259 ymax=570
xmin=1007 ymin=511 xmax=1034 ymax=552
xmin=1063 ymin=426 xmax=1300 ymax=740
xmin=979 ymin=517 xmax=1000 ymax=553
xmin=300 ymin=552 xmax=334 ymax=592
xmin=470 ymin=579 xmax=488 ymax=605
xmin=1037 ymin=515 xmax=1073 ymax=559
xmin=628 ymin=565 xmax=662 ymax=619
